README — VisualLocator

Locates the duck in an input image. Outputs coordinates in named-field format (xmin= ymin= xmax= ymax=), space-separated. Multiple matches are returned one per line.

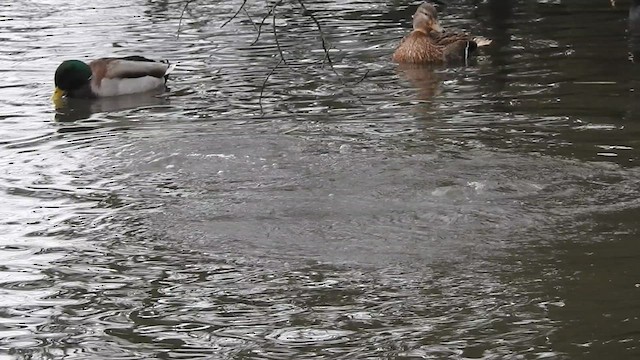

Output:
xmin=53 ymin=56 xmax=175 ymax=101
xmin=392 ymin=2 xmax=492 ymax=64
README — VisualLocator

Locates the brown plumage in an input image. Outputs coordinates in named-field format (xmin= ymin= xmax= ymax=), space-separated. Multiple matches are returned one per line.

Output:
xmin=392 ymin=3 xmax=491 ymax=64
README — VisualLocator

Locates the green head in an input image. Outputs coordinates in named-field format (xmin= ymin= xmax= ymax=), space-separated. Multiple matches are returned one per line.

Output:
xmin=54 ymin=60 xmax=92 ymax=91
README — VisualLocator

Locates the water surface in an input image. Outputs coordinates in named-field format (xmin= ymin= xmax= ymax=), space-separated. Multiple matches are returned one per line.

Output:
xmin=0 ymin=0 xmax=638 ymax=358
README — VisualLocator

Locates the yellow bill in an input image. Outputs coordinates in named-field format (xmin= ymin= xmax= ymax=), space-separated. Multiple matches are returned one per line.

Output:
xmin=52 ymin=87 xmax=65 ymax=101
xmin=52 ymin=87 xmax=65 ymax=107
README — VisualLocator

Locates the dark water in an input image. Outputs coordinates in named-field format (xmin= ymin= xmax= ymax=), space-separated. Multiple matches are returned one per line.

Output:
xmin=1 ymin=0 xmax=639 ymax=358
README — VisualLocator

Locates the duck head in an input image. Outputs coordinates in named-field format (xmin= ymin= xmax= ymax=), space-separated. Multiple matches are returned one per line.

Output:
xmin=412 ymin=3 xmax=443 ymax=34
xmin=53 ymin=60 xmax=92 ymax=101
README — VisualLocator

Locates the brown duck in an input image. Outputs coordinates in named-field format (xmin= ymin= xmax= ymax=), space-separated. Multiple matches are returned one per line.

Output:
xmin=392 ymin=3 xmax=492 ymax=64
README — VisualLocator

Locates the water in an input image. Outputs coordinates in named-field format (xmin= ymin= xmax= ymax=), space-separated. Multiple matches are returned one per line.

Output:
xmin=1 ymin=0 xmax=639 ymax=358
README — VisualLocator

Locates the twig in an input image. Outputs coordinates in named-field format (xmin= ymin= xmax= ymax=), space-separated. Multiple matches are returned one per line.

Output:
xmin=297 ymin=1 xmax=368 ymax=104
xmin=243 ymin=8 xmax=258 ymax=31
xmin=295 ymin=0 xmax=339 ymax=79
xmin=272 ymin=2 xmax=288 ymax=66
xmin=353 ymin=70 xmax=370 ymax=85
xmin=250 ymin=0 xmax=368 ymax=113
xmin=221 ymin=0 xmax=248 ymax=28
xmin=252 ymin=0 xmax=282 ymax=46
xmin=177 ymin=0 xmax=195 ymax=39
xmin=320 ymin=43 xmax=334 ymax=68
xmin=259 ymin=58 xmax=284 ymax=115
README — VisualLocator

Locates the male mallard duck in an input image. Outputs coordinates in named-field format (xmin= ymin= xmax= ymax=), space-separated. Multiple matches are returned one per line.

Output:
xmin=392 ymin=2 xmax=491 ymax=64
xmin=53 ymin=56 xmax=175 ymax=101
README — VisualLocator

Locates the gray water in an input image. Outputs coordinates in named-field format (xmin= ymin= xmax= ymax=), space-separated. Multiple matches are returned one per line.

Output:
xmin=1 ymin=0 xmax=639 ymax=358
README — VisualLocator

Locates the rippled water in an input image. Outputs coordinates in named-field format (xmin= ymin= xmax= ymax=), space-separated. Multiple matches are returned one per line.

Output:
xmin=1 ymin=0 xmax=639 ymax=358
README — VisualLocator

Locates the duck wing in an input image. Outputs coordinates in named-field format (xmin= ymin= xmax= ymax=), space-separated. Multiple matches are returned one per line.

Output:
xmin=430 ymin=31 xmax=470 ymax=46
xmin=106 ymin=58 xmax=171 ymax=79
xmin=93 ymin=57 xmax=173 ymax=79
xmin=88 ymin=57 xmax=175 ymax=97
xmin=442 ymin=40 xmax=477 ymax=62
xmin=432 ymin=31 xmax=492 ymax=47
xmin=433 ymin=31 xmax=493 ymax=62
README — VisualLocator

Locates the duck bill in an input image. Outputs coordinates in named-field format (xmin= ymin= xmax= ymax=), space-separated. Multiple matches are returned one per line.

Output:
xmin=52 ymin=87 xmax=65 ymax=102
xmin=51 ymin=86 xmax=64 ymax=109
xmin=431 ymin=21 xmax=444 ymax=33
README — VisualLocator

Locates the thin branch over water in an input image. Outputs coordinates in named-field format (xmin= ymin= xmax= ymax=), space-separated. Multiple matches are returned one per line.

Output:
xmin=221 ymin=0 xmax=248 ymax=28
xmin=252 ymin=0 xmax=282 ymax=46
xmin=177 ymin=0 xmax=195 ymax=39
xmin=259 ymin=57 xmax=284 ymax=115
xmin=216 ymin=0 xmax=371 ymax=112
xmin=272 ymin=1 xmax=288 ymax=66
xmin=295 ymin=0 xmax=339 ymax=78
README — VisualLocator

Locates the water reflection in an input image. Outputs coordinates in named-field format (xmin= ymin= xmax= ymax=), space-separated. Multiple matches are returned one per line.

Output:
xmin=54 ymin=91 xmax=171 ymax=123
xmin=395 ymin=64 xmax=443 ymax=99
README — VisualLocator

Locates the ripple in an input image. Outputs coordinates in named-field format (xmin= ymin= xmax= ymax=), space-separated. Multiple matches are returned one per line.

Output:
xmin=266 ymin=328 xmax=355 ymax=346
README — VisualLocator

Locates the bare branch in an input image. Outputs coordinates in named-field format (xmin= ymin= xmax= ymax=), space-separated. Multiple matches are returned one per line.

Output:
xmin=272 ymin=2 xmax=288 ymax=65
xmin=320 ymin=43 xmax=334 ymax=68
xmin=177 ymin=0 xmax=195 ymax=39
xmin=353 ymin=70 xmax=370 ymax=85
xmin=259 ymin=58 xmax=284 ymax=115
xmin=252 ymin=0 xmax=283 ymax=46
xmin=243 ymin=8 xmax=258 ymax=32
xmin=221 ymin=0 xmax=248 ymax=28
xmin=295 ymin=0 xmax=339 ymax=79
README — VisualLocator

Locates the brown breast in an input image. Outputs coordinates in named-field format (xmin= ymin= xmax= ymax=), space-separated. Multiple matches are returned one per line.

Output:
xmin=393 ymin=31 xmax=445 ymax=64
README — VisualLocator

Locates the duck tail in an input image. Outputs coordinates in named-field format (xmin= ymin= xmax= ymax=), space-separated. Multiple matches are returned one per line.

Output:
xmin=160 ymin=60 xmax=177 ymax=81
xmin=464 ymin=41 xmax=469 ymax=65
xmin=165 ymin=62 xmax=177 ymax=76
xmin=472 ymin=36 xmax=493 ymax=47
